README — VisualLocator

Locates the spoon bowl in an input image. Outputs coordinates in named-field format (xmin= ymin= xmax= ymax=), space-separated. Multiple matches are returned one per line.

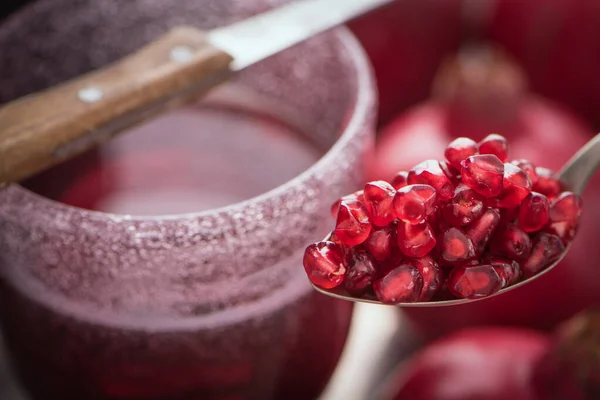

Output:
xmin=311 ymin=133 xmax=600 ymax=307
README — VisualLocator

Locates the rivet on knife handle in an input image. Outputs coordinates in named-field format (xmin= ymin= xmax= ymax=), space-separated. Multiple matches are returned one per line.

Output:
xmin=0 ymin=26 xmax=233 ymax=184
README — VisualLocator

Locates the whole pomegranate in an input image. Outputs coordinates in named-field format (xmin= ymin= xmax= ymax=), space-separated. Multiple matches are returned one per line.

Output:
xmin=348 ymin=0 xmax=462 ymax=124
xmin=379 ymin=310 xmax=600 ymax=400
xmin=486 ymin=0 xmax=600 ymax=129
xmin=369 ymin=45 xmax=600 ymax=338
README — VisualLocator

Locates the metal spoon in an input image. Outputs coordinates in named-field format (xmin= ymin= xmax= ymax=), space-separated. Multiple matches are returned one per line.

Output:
xmin=311 ymin=133 xmax=600 ymax=307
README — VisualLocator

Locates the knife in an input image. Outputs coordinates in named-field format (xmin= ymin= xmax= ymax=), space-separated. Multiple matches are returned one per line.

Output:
xmin=0 ymin=0 xmax=391 ymax=184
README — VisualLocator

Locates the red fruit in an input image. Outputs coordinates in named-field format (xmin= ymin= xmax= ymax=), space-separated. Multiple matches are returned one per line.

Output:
xmin=518 ymin=192 xmax=550 ymax=233
xmin=491 ymin=163 xmax=532 ymax=208
xmin=485 ymin=256 xmax=522 ymax=287
xmin=461 ymin=154 xmax=505 ymax=198
xmin=412 ymin=256 xmax=442 ymax=301
xmin=393 ymin=184 xmax=437 ymax=224
xmin=511 ymin=159 xmax=538 ymax=186
xmin=439 ymin=161 xmax=461 ymax=186
xmin=334 ymin=199 xmax=371 ymax=246
xmin=522 ymin=233 xmax=565 ymax=279
xmin=364 ymin=181 xmax=396 ymax=227
xmin=490 ymin=224 xmax=532 ymax=261
xmin=438 ymin=227 xmax=476 ymax=265
xmin=397 ymin=220 xmax=437 ymax=258
xmin=380 ymin=328 xmax=551 ymax=400
xmin=442 ymin=184 xmax=485 ymax=227
xmin=344 ymin=250 xmax=378 ymax=296
xmin=478 ymin=133 xmax=509 ymax=162
xmin=533 ymin=168 xmax=561 ymax=199
xmin=445 ymin=137 xmax=478 ymax=170
xmin=303 ymin=242 xmax=347 ymax=289
xmin=447 ymin=264 xmax=504 ymax=299
xmin=408 ymin=160 xmax=455 ymax=201
xmin=364 ymin=227 xmax=393 ymax=261
xmin=391 ymin=171 xmax=409 ymax=190
xmin=331 ymin=190 xmax=365 ymax=218
xmin=465 ymin=208 xmax=501 ymax=254
xmin=382 ymin=311 xmax=600 ymax=400
xmin=373 ymin=262 xmax=424 ymax=304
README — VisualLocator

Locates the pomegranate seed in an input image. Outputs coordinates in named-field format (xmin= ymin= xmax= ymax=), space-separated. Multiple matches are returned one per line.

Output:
xmin=334 ymin=198 xmax=371 ymax=246
xmin=438 ymin=228 xmax=476 ymax=265
xmin=364 ymin=227 xmax=393 ymax=261
xmin=465 ymin=208 xmax=501 ymax=254
xmin=344 ymin=250 xmax=378 ymax=296
xmin=331 ymin=190 xmax=364 ymax=218
xmin=491 ymin=163 xmax=532 ymax=208
xmin=377 ymin=246 xmax=405 ymax=278
xmin=478 ymin=133 xmax=509 ymax=162
xmin=397 ymin=220 xmax=437 ymax=258
xmin=439 ymin=161 xmax=462 ymax=186
xmin=445 ymin=137 xmax=479 ymax=170
xmin=393 ymin=184 xmax=437 ymax=224
xmin=408 ymin=160 xmax=455 ymax=201
xmin=485 ymin=256 xmax=522 ymax=286
xmin=447 ymin=263 xmax=504 ymax=299
xmin=490 ymin=224 xmax=532 ymax=261
xmin=303 ymin=241 xmax=347 ymax=289
xmin=522 ymin=232 xmax=565 ymax=278
xmin=442 ymin=184 xmax=485 ymax=227
xmin=391 ymin=171 xmax=409 ymax=190
xmin=511 ymin=159 xmax=538 ymax=186
xmin=364 ymin=181 xmax=397 ymax=227
xmin=499 ymin=207 xmax=519 ymax=226
xmin=373 ymin=263 xmax=424 ymax=304
xmin=546 ymin=191 xmax=583 ymax=243
xmin=461 ymin=154 xmax=505 ymax=198
xmin=533 ymin=167 xmax=561 ymax=199
xmin=412 ymin=256 xmax=443 ymax=301
xmin=518 ymin=192 xmax=550 ymax=232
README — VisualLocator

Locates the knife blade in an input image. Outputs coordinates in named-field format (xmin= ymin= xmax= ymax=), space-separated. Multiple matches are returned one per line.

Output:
xmin=207 ymin=0 xmax=393 ymax=70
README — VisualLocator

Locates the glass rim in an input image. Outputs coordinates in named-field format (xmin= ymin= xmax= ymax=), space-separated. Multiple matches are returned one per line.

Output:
xmin=4 ymin=27 xmax=376 ymax=222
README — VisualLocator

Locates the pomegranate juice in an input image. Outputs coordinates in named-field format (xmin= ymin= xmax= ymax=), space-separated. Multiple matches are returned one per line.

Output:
xmin=0 ymin=93 xmax=353 ymax=399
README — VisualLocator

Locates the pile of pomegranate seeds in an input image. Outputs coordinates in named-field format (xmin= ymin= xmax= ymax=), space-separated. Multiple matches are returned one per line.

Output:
xmin=303 ymin=134 xmax=583 ymax=304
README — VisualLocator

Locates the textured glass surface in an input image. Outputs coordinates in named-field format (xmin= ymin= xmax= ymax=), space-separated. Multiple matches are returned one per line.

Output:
xmin=0 ymin=0 xmax=376 ymax=399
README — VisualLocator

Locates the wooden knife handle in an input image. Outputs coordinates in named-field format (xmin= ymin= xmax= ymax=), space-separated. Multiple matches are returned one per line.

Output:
xmin=0 ymin=26 xmax=233 ymax=183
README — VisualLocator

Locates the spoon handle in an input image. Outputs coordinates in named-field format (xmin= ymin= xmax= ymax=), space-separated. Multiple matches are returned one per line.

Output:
xmin=0 ymin=26 xmax=233 ymax=184
xmin=558 ymin=133 xmax=600 ymax=195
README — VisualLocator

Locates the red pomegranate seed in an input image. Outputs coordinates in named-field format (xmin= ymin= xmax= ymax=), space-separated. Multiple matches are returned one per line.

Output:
xmin=331 ymin=190 xmax=365 ymax=218
xmin=465 ymin=208 xmax=501 ymax=254
xmin=344 ymin=250 xmax=378 ymax=296
xmin=397 ymin=220 xmax=437 ymax=258
xmin=478 ymin=133 xmax=509 ymax=162
xmin=491 ymin=163 xmax=532 ymax=208
xmin=499 ymin=206 xmax=519 ymax=226
xmin=393 ymin=184 xmax=437 ymax=224
xmin=412 ymin=256 xmax=443 ymax=301
xmin=511 ymin=159 xmax=538 ymax=186
xmin=364 ymin=181 xmax=397 ymax=227
xmin=461 ymin=154 xmax=505 ymax=198
xmin=490 ymin=224 xmax=532 ymax=261
xmin=391 ymin=171 xmax=409 ymax=190
xmin=334 ymin=198 xmax=372 ymax=246
xmin=442 ymin=184 xmax=485 ymax=227
xmin=303 ymin=241 xmax=347 ymax=289
xmin=533 ymin=167 xmax=561 ymax=199
xmin=522 ymin=232 xmax=565 ymax=278
xmin=485 ymin=256 xmax=522 ymax=286
xmin=447 ymin=263 xmax=504 ymax=299
xmin=407 ymin=160 xmax=455 ymax=201
xmin=438 ymin=227 xmax=476 ymax=265
xmin=364 ymin=227 xmax=393 ymax=261
xmin=546 ymin=191 xmax=583 ymax=243
xmin=373 ymin=263 xmax=424 ymax=304
xmin=439 ymin=161 xmax=462 ymax=186
xmin=518 ymin=192 xmax=550 ymax=233
xmin=445 ymin=137 xmax=479 ymax=170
